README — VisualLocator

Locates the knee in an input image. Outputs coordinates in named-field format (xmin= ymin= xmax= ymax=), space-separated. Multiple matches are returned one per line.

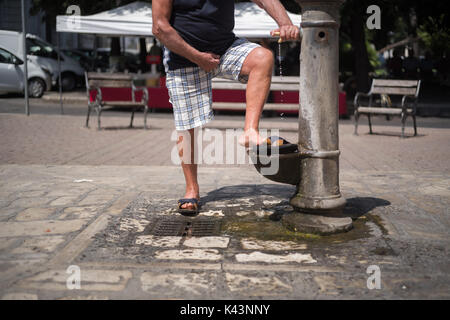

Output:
xmin=250 ymin=47 xmax=274 ymax=71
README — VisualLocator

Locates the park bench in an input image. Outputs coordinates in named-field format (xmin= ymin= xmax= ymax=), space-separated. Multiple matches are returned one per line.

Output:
xmin=85 ymin=72 xmax=149 ymax=130
xmin=211 ymin=76 xmax=299 ymax=112
xmin=353 ymin=79 xmax=421 ymax=138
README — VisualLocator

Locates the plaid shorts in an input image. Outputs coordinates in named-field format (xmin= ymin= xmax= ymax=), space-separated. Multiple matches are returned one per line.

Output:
xmin=165 ymin=38 xmax=260 ymax=131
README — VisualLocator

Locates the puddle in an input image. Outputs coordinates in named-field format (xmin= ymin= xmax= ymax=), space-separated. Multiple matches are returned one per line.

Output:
xmin=95 ymin=193 xmax=390 ymax=250
xmin=370 ymin=246 xmax=398 ymax=256
xmin=219 ymin=214 xmax=376 ymax=245
xmin=216 ymin=195 xmax=389 ymax=245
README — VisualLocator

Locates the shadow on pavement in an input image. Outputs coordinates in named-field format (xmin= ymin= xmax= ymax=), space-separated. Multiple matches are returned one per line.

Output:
xmin=201 ymin=184 xmax=391 ymax=220
xmin=362 ymin=131 xmax=426 ymax=138
xmin=202 ymin=184 xmax=295 ymax=203
xmin=343 ymin=196 xmax=391 ymax=219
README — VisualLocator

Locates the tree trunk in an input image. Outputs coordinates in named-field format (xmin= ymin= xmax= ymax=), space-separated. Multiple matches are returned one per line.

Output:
xmin=45 ymin=15 xmax=53 ymax=43
xmin=351 ymin=12 xmax=371 ymax=92
xmin=139 ymin=38 xmax=148 ymax=72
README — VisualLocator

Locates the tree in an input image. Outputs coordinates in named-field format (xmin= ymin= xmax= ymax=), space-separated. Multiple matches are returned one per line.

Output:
xmin=31 ymin=0 xmax=448 ymax=82
xmin=418 ymin=15 xmax=450 ymax=58
xmin=340 ymin=0 xmax=400 ymax=92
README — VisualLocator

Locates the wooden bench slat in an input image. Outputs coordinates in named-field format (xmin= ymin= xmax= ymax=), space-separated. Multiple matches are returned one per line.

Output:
xmin=87 ymin=72 xmax=134 ymax=80
xmin=371 ymin=87 xmax=417 ymax=95
xmin=212 ymin=83 xmax=299 ymax=91
xmin=357 ymin=107 xmax=413 ymax=114
xmin=372 ymin=79 xmax=419 ymax=87
xmin=211 ymin=82 xmax=246 ymax=90
xmin=88 ymin=79 xmax=133 ymax=87
xmin=268 ymin=76 xmax=300 ymax=83
xmin=213 ymin=102 xmax=298 ymax=111
xmin=102 ymin=101 xmax=146 ymax=106
xmin=213 ymin=77 xmax=299 ymax=83
xmin=212 ymin=76 xmax=299 ymax=83
xmin=269 ymin=84 xmax=298 ymax=91
xmin=212 ymin=76 xmax=299 ymax=91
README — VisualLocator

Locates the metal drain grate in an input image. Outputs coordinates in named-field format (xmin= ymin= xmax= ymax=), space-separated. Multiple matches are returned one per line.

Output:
xmin=190 ymin=220 xmax=220 ymax=236
xmin=149 ymin=218 xmax=220 ymax=237
xmin=151 ymin=219 xmax=187 ymax=236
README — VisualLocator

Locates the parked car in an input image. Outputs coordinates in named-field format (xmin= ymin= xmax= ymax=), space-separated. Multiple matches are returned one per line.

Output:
xmin=77 ymin=48 xmax=110 ymax=71
xmin=0 ymin=30 xmax=85 ymax=91
xmin=0 ymin=46 xmax=52 ymax=98
xmin=78 ymin=48 xmax=142 ymax=73
xmin=61 ymin=48 xmax=96 ymax=71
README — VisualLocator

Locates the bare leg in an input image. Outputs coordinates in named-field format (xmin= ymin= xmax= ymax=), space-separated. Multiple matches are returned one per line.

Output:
xmin=177 ymin=129 xmax=199 ymax=210
xmin=238 ymin=47 xmax=274 ymax=147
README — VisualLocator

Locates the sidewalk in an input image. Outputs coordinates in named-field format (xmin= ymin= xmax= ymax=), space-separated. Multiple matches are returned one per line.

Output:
xmin=0 ymin=112 xmax=449 ymax=299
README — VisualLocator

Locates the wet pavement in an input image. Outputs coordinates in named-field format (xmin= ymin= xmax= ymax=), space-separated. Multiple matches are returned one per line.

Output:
xmin=0 ymin=164 xmax=448 ymax=299
xmin=0 ymin=108 xmax=449 ymax=299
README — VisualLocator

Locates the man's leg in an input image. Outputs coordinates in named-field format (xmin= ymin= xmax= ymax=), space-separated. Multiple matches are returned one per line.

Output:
xmin=177 ymin=129 xmax=199 ymax=210
xmin=238 ymin=47 xmax=274 ymax=147
xmin=166 ymin=64 xmax=214 ymax=212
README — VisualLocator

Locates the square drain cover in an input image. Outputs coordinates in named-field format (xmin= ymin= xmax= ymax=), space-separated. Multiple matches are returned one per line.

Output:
xmin=149 ymin=218 xmax=221 ymax=237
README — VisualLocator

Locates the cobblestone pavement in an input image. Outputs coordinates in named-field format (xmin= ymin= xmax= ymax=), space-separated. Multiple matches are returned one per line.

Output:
xmin=0 ymin=111 xmax=449 ymax=299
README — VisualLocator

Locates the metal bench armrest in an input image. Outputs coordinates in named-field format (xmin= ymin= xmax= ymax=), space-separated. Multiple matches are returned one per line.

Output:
xmin=90 ymin=86 xmax=102 ymax=105
xmin=354 ymin=92 xmax=371 ymax=108
xmin=401 ymin=95 xmax=417 ymax=113
xmin=132 ymin=85 xmax=149 ymax=104
xmin=85 ymin=73 xmax=103 ymax=106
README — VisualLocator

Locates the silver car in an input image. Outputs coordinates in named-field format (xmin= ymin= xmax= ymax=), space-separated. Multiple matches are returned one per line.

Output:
xmin=0 ymin=46 xmax=52 ymax=98
xmin=0 ymin=30 xmax=85 ymax=91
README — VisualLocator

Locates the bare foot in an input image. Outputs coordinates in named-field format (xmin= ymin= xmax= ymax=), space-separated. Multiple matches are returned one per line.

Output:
xmin=238 ymin=128 xmax=266 ymax=148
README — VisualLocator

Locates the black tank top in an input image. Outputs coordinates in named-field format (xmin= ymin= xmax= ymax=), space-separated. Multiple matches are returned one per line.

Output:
xmin=167 ymin=0 xmax=236 ymax=70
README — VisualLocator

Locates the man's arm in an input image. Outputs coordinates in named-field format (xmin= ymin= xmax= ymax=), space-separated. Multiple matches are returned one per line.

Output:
xmin=252 ymin=0 xmax=300 ymax=41
xmin=152 ymin=0 xmax=219 ymax=71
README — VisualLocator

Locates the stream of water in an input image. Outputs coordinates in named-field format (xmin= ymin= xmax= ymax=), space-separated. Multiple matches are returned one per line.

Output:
xmin=278 ymin=42 xmax=285 ymax=120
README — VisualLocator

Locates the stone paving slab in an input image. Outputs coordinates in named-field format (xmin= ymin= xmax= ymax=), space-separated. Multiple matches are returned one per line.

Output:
xmin=0 ymin=164 xmax=449 ymax=299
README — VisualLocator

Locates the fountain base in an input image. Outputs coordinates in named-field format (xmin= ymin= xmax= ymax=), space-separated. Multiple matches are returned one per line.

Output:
xmin=250 ymin=148 xmax=353 ymax=235
xmin=281 ymin=211 xmax=353 ymax=236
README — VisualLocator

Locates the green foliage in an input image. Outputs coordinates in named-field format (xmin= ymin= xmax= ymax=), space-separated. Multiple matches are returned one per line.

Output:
xmin=391 ymin=17 xmax=409 ymax=43
xmin=366 ymin=42 xmax=379 ymax=69
xmin=418 ymin=14 xmax=450 ymax=57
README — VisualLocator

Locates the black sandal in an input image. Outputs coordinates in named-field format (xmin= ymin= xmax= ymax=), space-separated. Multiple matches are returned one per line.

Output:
xmin=177 ymin=198 xmax=200 ymax=214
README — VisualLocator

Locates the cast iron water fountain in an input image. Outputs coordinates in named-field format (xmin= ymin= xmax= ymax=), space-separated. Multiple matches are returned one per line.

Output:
xmin=251 ymin=0 xmax=352 ymax=235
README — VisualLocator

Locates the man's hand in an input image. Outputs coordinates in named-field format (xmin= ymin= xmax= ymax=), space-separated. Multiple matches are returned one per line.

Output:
xmin=254 ymin=0 xmax=300 ymax=42
xmin=271 ymin=25 xmax=300 ymax=42
xmin=194 ymin=52 xmax=220 ymax=72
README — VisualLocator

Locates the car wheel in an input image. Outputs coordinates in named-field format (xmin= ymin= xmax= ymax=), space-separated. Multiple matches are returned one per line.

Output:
xmin=61 ymin=73 xmax=76 ymax=91
xmin=29 ymin=78 xmax=45 ymax=98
